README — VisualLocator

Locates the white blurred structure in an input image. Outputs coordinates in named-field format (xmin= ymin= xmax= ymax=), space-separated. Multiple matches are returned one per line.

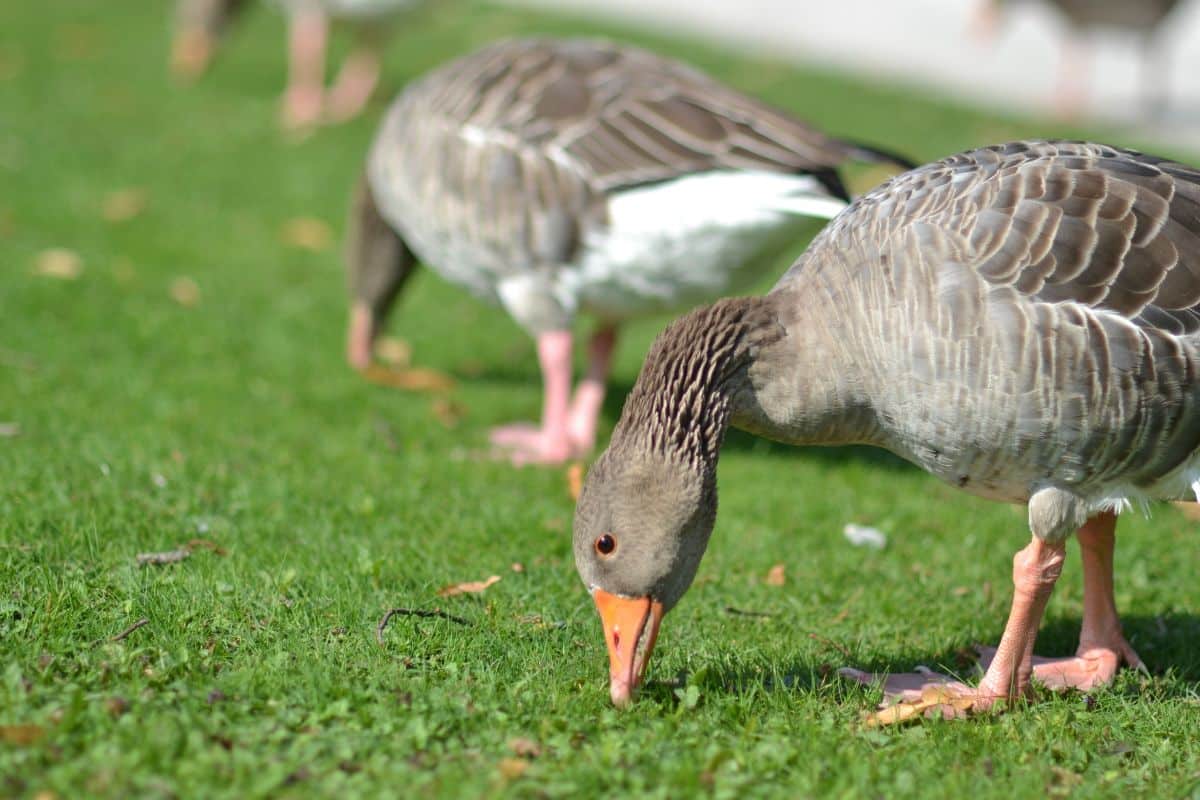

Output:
xmin=513 ymin=0 xmax=1200 ymax=150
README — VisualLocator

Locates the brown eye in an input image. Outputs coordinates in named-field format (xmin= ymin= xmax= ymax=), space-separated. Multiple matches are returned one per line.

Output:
xmin=595 ymin=534 xmax=616 ymax=555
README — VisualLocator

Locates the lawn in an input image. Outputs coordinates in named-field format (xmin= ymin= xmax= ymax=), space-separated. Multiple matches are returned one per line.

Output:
xmin=3 ymin=1 xmax=1200 ymax=797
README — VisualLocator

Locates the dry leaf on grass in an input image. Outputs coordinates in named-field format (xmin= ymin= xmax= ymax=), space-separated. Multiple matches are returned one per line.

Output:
xmin=864 ymin=686 xmax=976 ymax=728
xmin=1172 ymin=501 xmax=1200 ymax=521
xmin=279 ymin=217 xmax=332 ymax=252
xmin=102 ymin=188 xmax=147 ymax=222
xmin=374 ymin=337 xmax=411 ymax=367
xmin=431 ymin=398 xmax=465 ymax=428
xmin=508 ymin=737 xmax=542 ymax=758
xmin=34 ymin=248 xmax=82 ymax=280
xmin=764 ymin=563 xmax=786 ymax=586
xmin=510 ymin=562 xmax=524 ymax=573
xmin=170 ymin=277 xmax=201 ymax=307
xmin=566 ymin=463 xmax=583 ymax=501
xmin=361 ymin=364 xmax=455 ymax=393
xmin=0 ymin=724 xmax=45 ymax=745
xmin=497 ymin=758 xmax=528 ymax=780
xmin=436 ymin=575 xmax=500 ymax=597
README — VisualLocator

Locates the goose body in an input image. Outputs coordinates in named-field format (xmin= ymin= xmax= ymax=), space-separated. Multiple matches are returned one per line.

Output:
xmin=743 ymin=140 xmax=1200 ymax=511
xmin=574 ymin=140 xmax=1200 ymax=713
xmin=352 ymin=37 xmax=912 ymax=463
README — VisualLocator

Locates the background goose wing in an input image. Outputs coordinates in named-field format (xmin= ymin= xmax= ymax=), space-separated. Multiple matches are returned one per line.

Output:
xmin=819 ymin=140 xmax=1200 ymax=335
xmin=438 ymin=38 xmax=913 ymax=200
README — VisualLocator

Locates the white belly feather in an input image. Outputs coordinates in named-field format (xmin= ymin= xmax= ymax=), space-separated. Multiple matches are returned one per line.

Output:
xmin=568 ymin=171 xmax=843 ymax=320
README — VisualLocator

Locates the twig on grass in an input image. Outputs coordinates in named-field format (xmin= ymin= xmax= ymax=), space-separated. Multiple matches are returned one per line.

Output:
xmin=112 ymin=618 xmax=150 ymax=642
xmin=806 ymin=631 xmax=852 ymax=659
xmin=724 ymin=606 xmax=774 ymax=619
xmin=376 ymin=607 xmax=471 ymax=645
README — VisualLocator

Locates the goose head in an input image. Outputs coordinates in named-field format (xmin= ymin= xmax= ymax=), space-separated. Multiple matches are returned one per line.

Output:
xmin=573 ymin=446 xmax=717 ymax=706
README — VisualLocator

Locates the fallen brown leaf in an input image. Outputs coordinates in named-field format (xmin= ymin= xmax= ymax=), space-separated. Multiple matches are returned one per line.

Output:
xmin=764 ymin=563 xmax=786 ymax=586
xmin=437 ymin=575 xmax=500 ymax=598
xmin=280 ymin=217 xmax=332 ymax=252
xmin=1172 ymin=501 xmax=1200 ymax=521
xmin=34 ymin=248 xmax=82 ymax=280
xmin=361 ymin=364 xmax=455 ymax=393
xmin=104 ymin=696 xmax=129 ymax=717
xmin=566 ymin=463 xmax=584 ymax=501
xmin=508 ymin=737 xmax=542 ymax=758
xmin=0 ymin=723 xmax=45 ymax=745
xmin=170 ymin=277 xmax=201 ymax=307
xmin=952 ymin=586 xmax=969 ymax=597
xmin=431 ymin=398 xmax=465 ymax=428
xmin=102 ymin=188 xmax=147 ymax=222
xmin=374 ymin=336 xmax=411 ymax=367
xmin=497 ymin=758 xmax=528 ymax=780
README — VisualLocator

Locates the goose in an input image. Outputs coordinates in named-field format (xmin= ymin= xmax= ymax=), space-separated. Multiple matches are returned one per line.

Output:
xmin=572 ymin=139 xmax=1200 ymax=718
xmin=973 ymin=0 xmax=1183 ymax=117
xmin=347 ymin=37 xmax=914 ymax=465
xmin=171 ymin=0 xmax=419 ymax=127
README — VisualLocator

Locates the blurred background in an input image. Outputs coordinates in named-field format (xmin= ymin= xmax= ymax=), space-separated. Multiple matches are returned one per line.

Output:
xmin=518 ymin=0 xmax=1200 ymax=149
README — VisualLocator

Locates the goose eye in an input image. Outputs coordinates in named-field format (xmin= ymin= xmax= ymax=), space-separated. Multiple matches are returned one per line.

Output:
xmin=595 ymin=534 xmax=616 ymax=556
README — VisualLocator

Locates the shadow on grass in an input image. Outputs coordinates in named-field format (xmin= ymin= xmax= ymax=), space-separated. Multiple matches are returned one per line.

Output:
xmin=639 ymin=612 xmax=1200 ymax=707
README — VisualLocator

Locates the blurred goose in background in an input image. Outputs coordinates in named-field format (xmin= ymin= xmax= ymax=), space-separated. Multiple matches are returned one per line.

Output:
xmin=573 ymin=140 xmax=1200 ymax=717
xmin=347 ymin=37 xmax=914 ymax=465
xmin=171 ymin=0 xmax=420 ymax=127
xmin=973 ymin=0 xmax=1184 ymax=117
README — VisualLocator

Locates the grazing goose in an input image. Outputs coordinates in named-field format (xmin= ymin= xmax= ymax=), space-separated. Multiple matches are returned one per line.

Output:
xmin=974 ymin=0 xmax=1183 ymax=117
xmin=348 ymin=37 xmax=914 ymax=465
xmin=573 ymin=140 xmax=1200 ymax=717
xmin=171 ymin=0 xmax=419 ymax=127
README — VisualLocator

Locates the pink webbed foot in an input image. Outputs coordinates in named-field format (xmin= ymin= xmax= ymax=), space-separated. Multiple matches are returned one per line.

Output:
xmin=975 ymin=638 xmax=1146 ymax=692
xmin=839 ymin=666 xmax=1007 ymax=725
xmin=281 ymin=86 xmax=323 ymax=131
xmin=489 ymin=423 xmax=578 ymax=466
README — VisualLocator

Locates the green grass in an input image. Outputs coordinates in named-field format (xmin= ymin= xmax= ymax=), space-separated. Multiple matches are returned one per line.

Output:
xmin=3 ymin=1 xmax=1200 ymax=797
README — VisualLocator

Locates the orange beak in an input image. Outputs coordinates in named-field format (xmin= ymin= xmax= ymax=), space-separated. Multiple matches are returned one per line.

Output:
xmin=592 ymin=589 xmax=664 ymax=707
xmin=347 ymin=302 xmax=375 ymax=370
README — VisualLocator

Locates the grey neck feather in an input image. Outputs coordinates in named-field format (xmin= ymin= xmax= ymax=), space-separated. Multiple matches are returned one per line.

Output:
xmin=610 ymin=297 xmax=785 ymax=473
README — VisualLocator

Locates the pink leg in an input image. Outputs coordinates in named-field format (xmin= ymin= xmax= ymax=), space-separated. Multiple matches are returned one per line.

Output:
xmin=490 ymin=330 xmax=575 ymax=465
xmin=842 ymin=536 xmax=1066 ymax=720
xmin=566 ymin=324 xmax=617 ymax=456
xmin=282 ymin=9 xmax=327 ymax=130
xmin=979 ymin=512 xmax=1145 ymax=691
xmin=326 ymin=42 xmax=382 ymax=123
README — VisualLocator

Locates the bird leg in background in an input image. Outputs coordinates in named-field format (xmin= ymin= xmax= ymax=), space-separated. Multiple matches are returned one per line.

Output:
xmin=326 ymin=33 xmax=384 ymax=123
xmin=490 ymin=330 xmax=576 ymax=465
xmin=842 ymin=535 xmax=1067 ymax=722
xmin=978 ymin=512 xmax=1145 ymax=690
xmin=283 ymin=9 xmax=328 ymax=129
xmin=171 ymin=26 xmax=217 ymax=80
xmin=566 ymin=324 xmax=618 ymax=456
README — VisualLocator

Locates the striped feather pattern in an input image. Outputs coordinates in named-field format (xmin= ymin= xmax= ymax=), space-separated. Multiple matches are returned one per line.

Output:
xmin=753 ymin=141 xmax=1200 ymax=507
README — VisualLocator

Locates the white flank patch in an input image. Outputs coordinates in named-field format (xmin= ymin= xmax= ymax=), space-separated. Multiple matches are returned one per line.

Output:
xmin=571 ymin=170 xmax=844 ymax=319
